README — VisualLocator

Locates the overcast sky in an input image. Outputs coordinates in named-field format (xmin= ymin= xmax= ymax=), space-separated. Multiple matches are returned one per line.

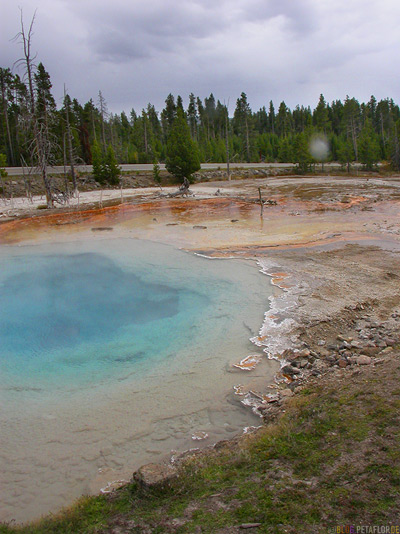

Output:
xmin=1 ymin=0 xmax=399 ymax=115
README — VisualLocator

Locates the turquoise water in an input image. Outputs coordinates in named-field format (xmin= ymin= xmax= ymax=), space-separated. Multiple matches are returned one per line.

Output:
xmin=0 ymin=237 xmax=277 ymax=524
xmin=0 ymin=245 xmax=209 ymax=388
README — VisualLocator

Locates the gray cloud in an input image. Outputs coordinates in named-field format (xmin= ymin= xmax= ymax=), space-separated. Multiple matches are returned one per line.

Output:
xmin=1 ymin=0 xmax=399 ymax=114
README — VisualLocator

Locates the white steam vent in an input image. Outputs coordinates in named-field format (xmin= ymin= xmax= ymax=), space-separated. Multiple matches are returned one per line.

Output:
xmin=309 ymin=135 xmax=329 ymax=161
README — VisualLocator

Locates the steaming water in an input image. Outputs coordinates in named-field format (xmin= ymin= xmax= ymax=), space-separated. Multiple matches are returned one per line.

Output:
xmin=0 ymin=238 xmax=277 ymax=523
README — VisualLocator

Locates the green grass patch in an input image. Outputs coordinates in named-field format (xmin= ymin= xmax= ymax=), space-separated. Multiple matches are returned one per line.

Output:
xmin=3 ymin=359 xmax=400 ymax=533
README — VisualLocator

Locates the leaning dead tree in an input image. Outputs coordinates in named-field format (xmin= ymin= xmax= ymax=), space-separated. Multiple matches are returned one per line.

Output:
xmin=15 ymin=11 xmax=55 ymax=207
xmin=158 ymin=177 xmax=194 ymax=198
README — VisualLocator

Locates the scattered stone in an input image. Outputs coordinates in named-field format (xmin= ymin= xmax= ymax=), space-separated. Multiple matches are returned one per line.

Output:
xmin=133 ymin=463 xmax=177 ymax=489
xmin=239 ymin=523 xmax=262 ymax=529
xmin=380 ymin=347 xmax=394 ymax=355
xmin=280 ymin=389 xmax=294 ymax=397
xmin=91 ymin=226 xmax=113 ymax=232
xmin=338 ymin=359 xmax=348 ymax=368
xmin=357 ymin=355 xmax=372 ymax=365
xmin=100 ymin=479 xmax=128 ymax=494
xmin=362 ymin=347 xmax=381 ymax=356
xmin=281 ymin=364 xmax=301 ymax=377
xmin=193 ymin=225 xmax=207 ymax=229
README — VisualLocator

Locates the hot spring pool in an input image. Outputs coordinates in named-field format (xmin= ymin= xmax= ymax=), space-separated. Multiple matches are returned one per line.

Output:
xmin=0 ymin=238 xmax=278 ymax=523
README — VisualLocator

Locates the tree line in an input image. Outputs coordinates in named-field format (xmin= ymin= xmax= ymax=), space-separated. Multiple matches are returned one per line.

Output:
xmin=1 ymin=63 xmax=400 ymax=180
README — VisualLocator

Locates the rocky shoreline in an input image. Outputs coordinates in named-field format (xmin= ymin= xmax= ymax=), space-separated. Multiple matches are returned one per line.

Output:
xmin=130 ymin=241 xmax=400 ymax=491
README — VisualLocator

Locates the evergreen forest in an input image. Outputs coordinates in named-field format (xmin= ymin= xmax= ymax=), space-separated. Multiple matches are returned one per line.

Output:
xmin=1 ymin=64 xmax=400 ymax=173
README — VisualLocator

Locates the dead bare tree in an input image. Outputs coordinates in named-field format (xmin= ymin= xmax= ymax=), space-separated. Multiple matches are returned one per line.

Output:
xmin=224 ymin=100 xmax=231 ymax=181
xmin=14 ymin=10 xmax=54 ymax=207
xmin=98 ymin=90 xmax=108 ymax=151
xmin=20 ymin=154 xmax=33 ymax=202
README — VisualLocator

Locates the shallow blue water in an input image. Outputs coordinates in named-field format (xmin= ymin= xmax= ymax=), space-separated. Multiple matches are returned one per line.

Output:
xmin=0 ymin=239 xmax=272 ymax=392
xmin=1 ymin=238 xmax=278 ymax=524
xmin=0 ymin=242 xmax=215 ymax=388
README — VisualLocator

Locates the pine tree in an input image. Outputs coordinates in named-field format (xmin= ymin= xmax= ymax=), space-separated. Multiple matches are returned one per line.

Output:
xmin=390 ymin=121 xmax=400 ymax=171
xmin=92 ymin=139 xmax=104 ymax=183
xmin=337 ymin=137 xmax=355 ymax=173
xmin=268 ymin=101 xmax=275 ymax=134
xmin=34 ymin=63 xmax=56 ymax=121
xmin=292 ymin=133 xmax=312 ymax=173
xmin=166 ymin=108 xmax=200 ymax=182
xmin=313 ymin=94 xmax=330 ymax=133
xmin=233 ymin=92 xmax=252 ymax=161
xmin=161 ymin=94 xmax=176 ymax=141
xmin=187 ymin=93 xmax=198 ymax=140
xmin=343 ymin=97 xmax=361 ymax=160
xmin=104 ymin=144 xmax=121 ymax=185
xmin=276 ymin=101 xmax=291 ymax=138
xmin=0 ymin=68 xmax=15 ymax=165
xmin=358 ymin=118 xmax=381 ymax=170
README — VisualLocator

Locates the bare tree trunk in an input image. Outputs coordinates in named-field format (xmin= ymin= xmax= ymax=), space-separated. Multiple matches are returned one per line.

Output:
xmin=350 ymin=118 xmax=358 ymax=161
xmin=98 ymin=90 xmax=107 ymax=150
xmin=245 ymin=116 xmax=250 ymax=162
xmin=225 ymin=110 xmax=230 ymax=181
xmin=64 ymin=85 xmax=77 ymax=194
xmin=258 ymin=187 xmax=264 ymax=217
xmin=18 ymin=11 xmax=54 ymax=207
xmin=144 ymin=117 xmax=148 ymax=154
xmin=21 ymin=156 xmax=32 ymax=201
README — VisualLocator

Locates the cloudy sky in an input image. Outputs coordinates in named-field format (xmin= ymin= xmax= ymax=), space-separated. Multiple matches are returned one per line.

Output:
xmin=1 ymin=0 xmax=399 ymax=115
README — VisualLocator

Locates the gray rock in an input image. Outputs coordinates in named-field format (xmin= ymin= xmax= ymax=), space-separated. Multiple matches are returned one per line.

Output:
xmin=380 ymin=347 xmax=394 ymax=355
xmin=133 ymin=463 xmax=177 ymax=489
xmin=357 ymin=355 xmax=372 ymax=365
xmin=362 ymin=347 xmax=381 ymax=356
xmin=281 ymin=364 xmax=301 ymax=376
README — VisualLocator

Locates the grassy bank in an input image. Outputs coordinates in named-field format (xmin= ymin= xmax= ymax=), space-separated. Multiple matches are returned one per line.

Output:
xmin=2 ymin=348 xmax=400 ymax=533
